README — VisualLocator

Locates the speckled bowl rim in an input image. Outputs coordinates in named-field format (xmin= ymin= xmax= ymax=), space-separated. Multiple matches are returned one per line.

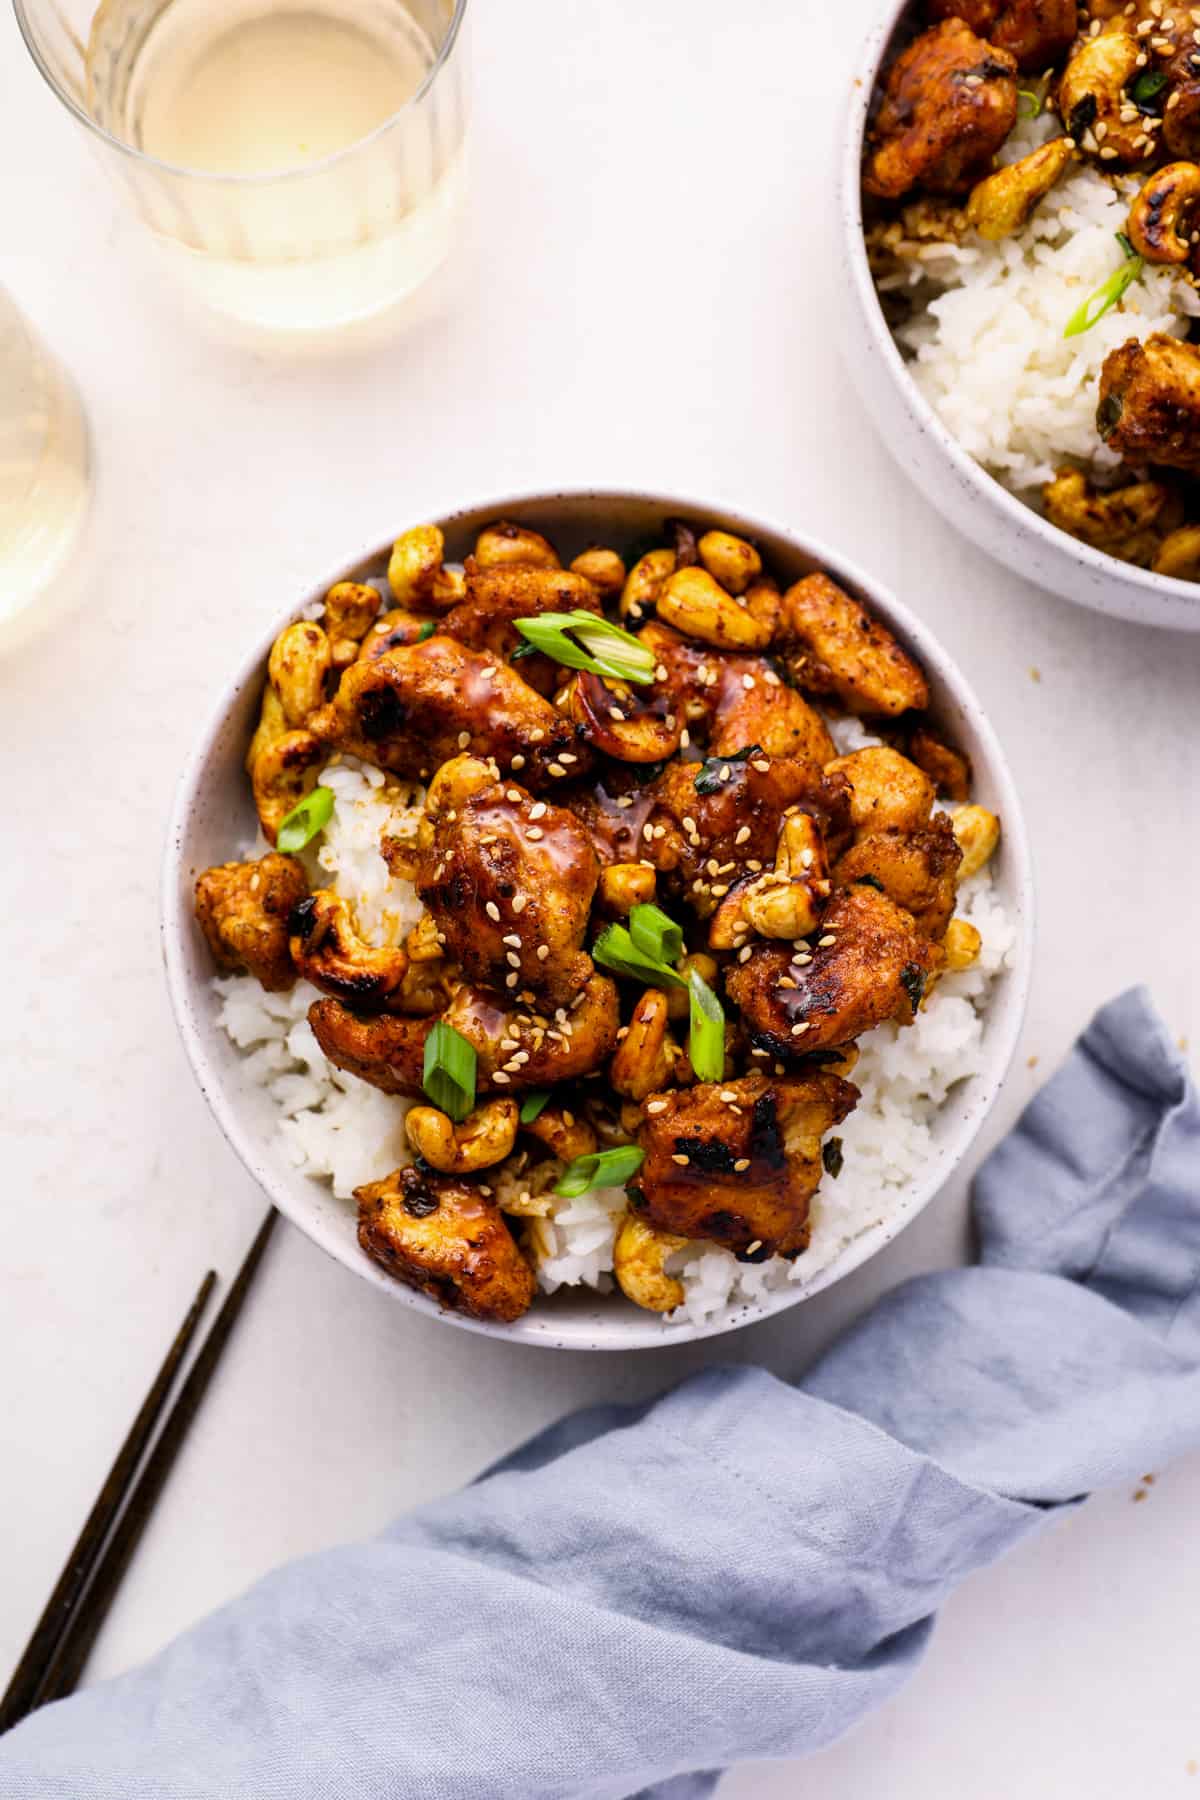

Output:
xmin=838 ymin=0 xmax=1200 ymax=633
xmin=161 ymin=487 xmax=1035 ymax=1351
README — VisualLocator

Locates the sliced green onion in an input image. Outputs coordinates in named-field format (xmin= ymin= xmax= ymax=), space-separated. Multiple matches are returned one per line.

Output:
xmin=1064 ymin=234 xmax=1144 ymax=338
xmin=592 ymin=922 xmax=686 ymax=989
xmin=629 ymin=902 xmax=683 ymax=966
xmin=422 ymin=1020 xmax=477 ymax=1122
xmin=520 ymin=1089 xmax=551 ymax=1124
xmin=415 ymin=620 xmax=437 ymax=642
xmin=1017 ymin=89 xmax=1040 ymax=118
xmin=1131 ymin=69 xmax=1168 ymax=109
xmin=276 ymin=785 xmax=334 ymax=854
xmin=693 ymin=743 xmax=763 ymax=796
xmin=513 ymin=610 xmax=656 ymax=685
xmin=554 ymin=1144 xmax=645 ymax=1199
xmin=687 ymin=967 xmax=725 ymax=1082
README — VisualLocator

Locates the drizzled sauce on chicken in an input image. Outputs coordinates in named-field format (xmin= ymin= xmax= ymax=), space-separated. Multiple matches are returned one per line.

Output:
xmin=195 ymin=517 xmax=1000 ymax=1323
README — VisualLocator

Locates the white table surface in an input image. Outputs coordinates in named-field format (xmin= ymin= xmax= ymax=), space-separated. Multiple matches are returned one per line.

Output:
xmin=4 ymin=0 xmax=1200 ymax=1792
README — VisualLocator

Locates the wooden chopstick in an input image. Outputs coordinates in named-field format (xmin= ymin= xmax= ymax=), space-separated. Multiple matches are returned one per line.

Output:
xmin=1 ymin=1209 xmax=277 ymax=1732
xmin=0 ymin=1269 xmax=217 ymax=1733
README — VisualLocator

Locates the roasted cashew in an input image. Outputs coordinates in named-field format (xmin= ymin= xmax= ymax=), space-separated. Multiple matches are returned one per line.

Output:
xmin=251 ymin=729 xmax=325 ymax=844
xmin=569 ymin=547 xmax=626 ymax=595
xmin=698 ymin=528 xmax=762 ymax=595
xmin=322 ymin=582 xmax=382 ymax=671
xmin=619 ymin=547 xmax=675 ymax=620
xmin=522 ymin=1104 xmax=597 ymax=1163
xmin=951 ymin=806 xmax=1001 ymax=879
xmin=966 ymin=138 xmax=1075 ymax=240
xmin=404 ymin=913 xmax=447 ymax=962
xmin=598 ymin=862 xmax=658 ymax=915
xmin=1153 ymin=524 xmax=1200 ymax=579
xmin=709 ymin=814 xmax=830 ymax=947
xmin=245 ymin=683 xmax=287 ymax=776
xmin=613 ymin=1213 xmax=687 ymax=1314
xmin=424 ymin=753 xmax=496 ymax=817
xmin=743 ymin=575 xmax=781 ymax=638
xmin=268 ymin=621 xmax=332 ymax=727
xmin=943 ymin=917 xmax=983 ymax=971
xmin=473 ymin=522 xmax=560 ymax=569
xmin=405 ymin=1098 xmax=519 ymax=1173
xmin=1057 ymin=25 xmax=1151 ymax=167
xmin=387 ymin=525 xmax=465 ymax=610
xmin=1128 ymin=161 xmax=1200 ymax=263
xmin=561 ymin=671 xmax=682 ymax=762
xmin=610 ymin=989 xmax=680 ymax=1101
xmin=495 ymin=1158 xmax=562 ymax=1218
xmin=656 ymin=566 xmax=773 ymax=650
xmin=288 ymin=891 xmax=410 ymax=1007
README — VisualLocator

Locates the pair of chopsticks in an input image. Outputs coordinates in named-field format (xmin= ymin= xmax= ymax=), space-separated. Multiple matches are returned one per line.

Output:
xmin=0 ymin=1210 xmax=277 ymax=1735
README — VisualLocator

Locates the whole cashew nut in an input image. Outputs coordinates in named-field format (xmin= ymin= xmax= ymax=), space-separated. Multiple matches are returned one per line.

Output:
xmin=697 ymin=529 xmax=762 ymax=595
xmin=569 ymin=547 xmax=626 ymax=595
xmin=251 ymin=729 xmax=325 ymax=844
xmin=387 ymin=525 xmax=466 ymax=610
xmin=966 ymin=138 xmax=1076 ymax=240
xmin=598 ymin=863 xmax=658 ymax=915
xmin=405 ymin=1098 xmax=519 ymax=1173
xmin=521 ymin=1104 xmax=597 ymax=1164
xmin=268 ymin=621 xmax=332 ymax=727
xmin=656 ymin=565 xmax=773 ymax=651
xmin=288 ymin=891 xmax=410 ymax=1008
xmin=951 ymin=806 xmax=1002 ymax=879
xmin=610 ymin=989 xmax=681 ymax=1101
xmin=562 ymin=671 xmax=682 ymax=763
xmin=1057 ymin=26 xmax=1151 ymax=167
xmin=323 ymin=581 xmax=382 ymax=669
xmin=613 ymin=1213 xmax=687 ymax=1313
xmin=943 ymin=917 xmax=983 ymax=971
xmin=1153 ymin=524 xmax=1200 ymax=579
xmin=708 ymin=813 xmax=830 ymax=947
xmin=619 ymin=548 xmax=675 ymax=621
xmin=245 ymin=683 xmax=287 ymax=777
xmin=473 ymin=522 xmax=560 ymax=570
xmin=1128 ymin=160 xmax=1200 ymax=263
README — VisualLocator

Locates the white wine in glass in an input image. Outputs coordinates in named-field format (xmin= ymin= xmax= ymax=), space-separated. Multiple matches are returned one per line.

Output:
xmin=0 ymin=291 xmax=91 ymax=647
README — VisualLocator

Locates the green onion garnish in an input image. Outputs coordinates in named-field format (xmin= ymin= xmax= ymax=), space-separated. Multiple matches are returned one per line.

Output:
xmin=693 ymin=743 xmax=763 ymax=796
xmin=276 ymin=785 xmax=334 ymax=854
xmin=592 ymin=922 xmax=686 ymax=989
xmin=629 ymin=902 xmax=683 ymax=966
xmin=520 ymin=1090 xmax=551 ymax=1124
xmin=422 ymin=1020 xmax=477 ymax=1122
xmin=554 ymin=1144 xmax=645 ymax=1199
xmin=513 ymin=610 xmax=656 ymax=685
xmin=416 ymin=620 xmax=437 ymax=642
xmin=687 ymin=967 xmax=725 ymax=1082
xmin=1131 ymin=69 xmax=1168 ymax=109
xmin=1064 ymin=233 xmax=1144 ymax=338
xmin=1017 ymin=89 xmax=1040 ymax=118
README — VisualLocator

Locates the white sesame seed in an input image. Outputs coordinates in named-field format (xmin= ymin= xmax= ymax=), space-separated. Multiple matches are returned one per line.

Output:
xmin=818 ymin=934 xmax=836 ymax=947
xmin=486 ymin=901 xmax=501 ymax=921
xmin=751 ymin=759 xmax=770 ymax=773
xmin=655 ymin=664 xmax=669 ymax=681
xmin=493 ymin=1070 xmax=511 ymax=1083
xmin=512 ymin=894 xmax=528 ymax=914
xmin=646 ymin=1099 xmax=668 ymax=1114
xmin=616 ymin=794 xmax=635 ymax=809
xmin=505 ymin=972 xmax=519 ymax=988
xmin=735 ymin=825 xmax=751 ymax=846
xmin=734 ymin=1160 xmax=751 ymax=1174
xmin=479 ymin=665 xmax=496 ymax=682
xmin=548 ymin=762 xmax=567 ymax=777
xmin=719 ymin=1089 xmax=737 ymax=1102
xmin=529 ymin=801 xmax=547 ymax=820
xmin=672 ymin=1154 xmax=690 ymax=1166
xmin=790 ymin=1022 xmax=811 ymax=1036
xmin=527 ymin=826 xmax=544 ymax=841
xmin=537 ymin=944 xmax=549 ymax=960
xmin=511 ymin=754 xmax=526 ymax=770
xmin=457 ymin=731 xmax=471 ymax=749
xmin=503 ymin=934 xmax=522 ymax=948
xmin=745 ymin=1238 xmax=763 ymax=1254
xmin=506 ymin=952 xmax=521 ymax=969
xmin=738 ymin=946 xmax=752 ymax=963
xmin=529 ymin=728 xmax=545 ymax=742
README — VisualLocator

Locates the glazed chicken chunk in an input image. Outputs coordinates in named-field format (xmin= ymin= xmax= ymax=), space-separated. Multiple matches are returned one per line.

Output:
xmin=833 ymin=816 xmax=963 ymax=940
xmin=633 ymin=1072 xmax=860 ymax=1259
xmin=864 ymin=18 xmax=1019 ymax=201
xmin=1098 ymin=334 xmax=1200 ymax=474
xmin=356 ymin=1165 xmax=536 ymax=1324
xmin=439 ymin=563 xmax=601 ymax=660
xmin=925 ymin=0 xmax=1075 ymax=72
xmin=777 ymin=574 xmax=930 ymax=716
xmin=309 ymin=634 xmax=590 ymax=786
xmin=194 ymin=853 xmax=308 ymax=992
xmin=726 ymin=883 xmax=943 ymax=1055
xmin=418 ymin=758 xmax=600 ymax=1005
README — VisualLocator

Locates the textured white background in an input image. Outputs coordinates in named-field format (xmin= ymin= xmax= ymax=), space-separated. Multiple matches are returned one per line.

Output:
xmin=4 ymin=0 xmax=1200 ymax=1793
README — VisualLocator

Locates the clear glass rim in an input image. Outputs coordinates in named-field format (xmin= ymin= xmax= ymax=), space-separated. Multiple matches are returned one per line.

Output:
xmin=12 ymin=0 xmax=469 ymax=186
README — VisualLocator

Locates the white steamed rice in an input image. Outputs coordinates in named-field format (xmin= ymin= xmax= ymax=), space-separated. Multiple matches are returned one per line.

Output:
xmin=882 ymin=111 xmax=1200 ymax=496
xmin=215 ymin=740 xmax=1016 ymax=1330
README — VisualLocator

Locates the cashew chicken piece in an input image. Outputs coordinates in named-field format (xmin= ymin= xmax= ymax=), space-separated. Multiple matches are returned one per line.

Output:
xmin=1043 ymin=466 xmax=1183 ymax=564
xmin=708 ymin=813 xmax=831 ymax=948
xmin=613 ymin=1213 xmax=688 ymax=1313
xmin=966 ymin=138 xmax=1075 ymax=239
xmin=323 ymin=581 xmax=382 ymax=669
xmin=405 ymin=1099 xmax=520 ymax=1173
xmin=620 ymin=547 xmax=676 ymax=621
xmin=561 ymin=670 xmax=682 ymax=763
xmin=951 ymin=805 xmax=1002 ymax=879
xmin=251 ymin=728 xmax=325 ymax=844
xmin=697 ymin=529 xmax=762 ymax=595
xmin=521 ymin=1103 xmax=598 ymax=1163
xmin=657 ymin=565 xmax=773 ymax=651
xmin=288 ymin=891 xmax=410 ymax=1010
xmin=1128 ymin=161 xmax=1200 ymax=263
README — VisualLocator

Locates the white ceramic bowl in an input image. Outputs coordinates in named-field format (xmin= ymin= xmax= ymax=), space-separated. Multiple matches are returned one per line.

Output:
xmin=837 ymin=1 xmax=1200 ymax=635
xmin=162 ymin=489 xmax=1034 ymax=1350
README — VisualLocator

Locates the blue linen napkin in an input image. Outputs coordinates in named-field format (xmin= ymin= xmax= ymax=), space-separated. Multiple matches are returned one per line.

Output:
xmin=2 ymin=987 xmax=1196 ymax=1800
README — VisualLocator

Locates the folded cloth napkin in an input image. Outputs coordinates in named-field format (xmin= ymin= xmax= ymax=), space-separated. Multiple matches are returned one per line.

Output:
xmin=3 ymin=988 xmax=1197 ymax=1800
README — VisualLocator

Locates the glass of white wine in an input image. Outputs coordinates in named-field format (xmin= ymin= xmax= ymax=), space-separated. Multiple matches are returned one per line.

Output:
xmin=0 ymin=287 xmax=92 ymax=647
xmin=14 ymin=0 xmax=469 ymax=334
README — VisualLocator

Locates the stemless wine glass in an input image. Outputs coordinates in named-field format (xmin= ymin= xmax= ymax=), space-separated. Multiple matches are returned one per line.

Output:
xmin=0 ymin=286 xmax=91 ymax=648
xmin=14 ymin=0 xmax=469 ymax=334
